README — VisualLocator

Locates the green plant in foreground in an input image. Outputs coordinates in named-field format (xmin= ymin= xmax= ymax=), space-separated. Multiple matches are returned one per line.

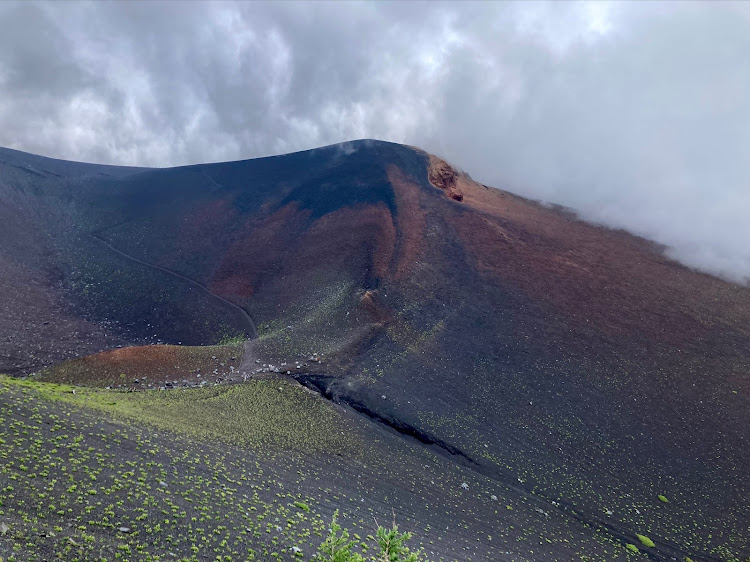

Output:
xmin=315 ymin=511 xmax=426 ymax=562
xmin=314 ymin=511 xmax=363 ymax=562
xmin=373 ymin=523 xmax=422 ymax=562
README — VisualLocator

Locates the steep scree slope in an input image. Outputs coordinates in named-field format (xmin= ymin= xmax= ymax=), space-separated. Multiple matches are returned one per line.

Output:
xmin=1 ymin=140 xmax=749 ymax=560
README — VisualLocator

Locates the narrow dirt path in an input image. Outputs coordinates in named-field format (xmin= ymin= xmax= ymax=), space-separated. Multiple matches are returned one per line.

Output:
xmin=238 ymin=339 xmax=258 ymax=377
xmin=90 ymin=234 xmax=258 ymax=339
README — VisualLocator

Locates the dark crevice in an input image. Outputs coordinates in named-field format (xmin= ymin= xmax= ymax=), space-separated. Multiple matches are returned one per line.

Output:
xmin=293 ymin=373 xmax=478 ymax=467
xmin=291 ymin=372 xmax=716 ymax=562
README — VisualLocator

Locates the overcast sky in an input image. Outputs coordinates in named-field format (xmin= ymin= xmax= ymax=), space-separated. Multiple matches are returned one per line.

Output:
xmin=1 ymin=1 xmax=749 ymax=283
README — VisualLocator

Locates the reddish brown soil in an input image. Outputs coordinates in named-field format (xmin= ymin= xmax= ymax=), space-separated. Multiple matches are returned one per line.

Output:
xmin=386 ymin=165 xmax=427 ymax=279
xmin=209 ymin=203 xmax=307 ymax=300
xmin=303 ymin=203 xmax=396 ymax=281
xmin=429 ymin=155 xmax=750 ymax=348
xmin=41 ymin=344 xmax=244 ymax=388
xmin=427 ymin=155 xmax=465 ymax=202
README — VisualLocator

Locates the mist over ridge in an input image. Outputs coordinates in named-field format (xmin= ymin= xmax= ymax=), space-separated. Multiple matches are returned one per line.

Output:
xmin=1 ymin=2 xmax=749 ymax=282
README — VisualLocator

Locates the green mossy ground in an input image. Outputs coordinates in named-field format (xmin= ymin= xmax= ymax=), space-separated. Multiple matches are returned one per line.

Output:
xmin=1 ymin=376 xmax=359 ymax=455
xmin=0 ymin=375 xmax=670 ymax=561
xmin=0 ymin=377 xmax=334 ymax=561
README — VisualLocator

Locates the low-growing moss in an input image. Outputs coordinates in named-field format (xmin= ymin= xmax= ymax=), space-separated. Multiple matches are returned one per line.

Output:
xmin=636 ymin=534 xmax=655 ymax=548
xmin=216 ymin=334 xmax=247 ymax=346
xmin=0 ymin=375 xmax=360 ymax=456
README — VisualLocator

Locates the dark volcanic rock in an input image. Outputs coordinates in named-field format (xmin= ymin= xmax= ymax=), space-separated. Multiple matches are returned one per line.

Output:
xmin=1 ymin=140 xmax=749 ymax=560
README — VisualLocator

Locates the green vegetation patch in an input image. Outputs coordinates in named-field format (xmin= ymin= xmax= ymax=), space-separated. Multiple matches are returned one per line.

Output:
xmin=216 ymin=333 xmax=248 ymax=346
xmin=0 ymin=375 xmax=336 ymax=559
xmin=0 ymin=375 xmax=360 ymax=455
xmin=315 ymin=511 xmax=427 ymax=561
xmin=636 ymin=534 xmax=655 ymax=548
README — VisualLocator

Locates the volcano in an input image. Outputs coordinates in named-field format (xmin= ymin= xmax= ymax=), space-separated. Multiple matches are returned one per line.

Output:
xmin=0 ymin=140 xmax=748 ymax=561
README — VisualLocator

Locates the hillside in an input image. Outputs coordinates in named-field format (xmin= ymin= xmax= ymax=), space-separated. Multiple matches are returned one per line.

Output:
xmin=0 ymin=140 xmax=748 ymax=561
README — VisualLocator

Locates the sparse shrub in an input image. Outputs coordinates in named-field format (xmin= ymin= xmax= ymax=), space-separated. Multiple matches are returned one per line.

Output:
xmin=625 ymin=543 xmax=639 ymax=554
xmin=315 ymin=511 xmax=427 ymax=562
xmin=217 ymin=333 xmax=246 ymax=346
xmin=636 ymin=534 xmax=655 ymax=548
xmin=314 ymin=511 xmax=363 ymax=562
xmin=657 ymin=495 xmax=669 ymax=503
xmin=373 ymin=523 xmax=422 ymax=562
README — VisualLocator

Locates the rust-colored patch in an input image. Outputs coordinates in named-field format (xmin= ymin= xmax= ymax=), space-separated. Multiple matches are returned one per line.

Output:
xmin=427 ymin=155 xmax=465 ymax=202
xmin=386 ymin=165 xmax=427 ymax=279
xmin=425 ymin=155 xmax=750 ymax=348
xmin=449 ymin=207 xmax=711 ymax=345
xmin=209 ymin=204 xmax=305 ymax=299
xmin=302 ymin=204 xmax=396 ymax=281
xmin=41 ymin=344 xmax=244 ymax=388
xmin=210 ymin=274 xmax=254 ymax=299
xmin=359 ymin=289 xmax=392 ymax=324
xmin=210 ymin=199 xmax=398 ymax=321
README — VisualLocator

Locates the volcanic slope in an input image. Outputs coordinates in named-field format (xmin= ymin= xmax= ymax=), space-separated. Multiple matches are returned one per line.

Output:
xmin=1 ymin=140 xmax=749 ymax=561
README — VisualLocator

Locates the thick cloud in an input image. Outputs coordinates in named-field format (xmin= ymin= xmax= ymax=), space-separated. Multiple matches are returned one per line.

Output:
xmin=1 ymin=1 xmax=750 ymax=282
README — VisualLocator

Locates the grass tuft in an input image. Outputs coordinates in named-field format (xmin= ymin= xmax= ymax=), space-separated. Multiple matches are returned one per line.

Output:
xmin=636 ymin=534 xmax=655 ymax=548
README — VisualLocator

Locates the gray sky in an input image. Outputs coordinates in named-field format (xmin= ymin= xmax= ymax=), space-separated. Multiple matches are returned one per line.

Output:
xmin=2 ymin=1 xmax=750 ymax=283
